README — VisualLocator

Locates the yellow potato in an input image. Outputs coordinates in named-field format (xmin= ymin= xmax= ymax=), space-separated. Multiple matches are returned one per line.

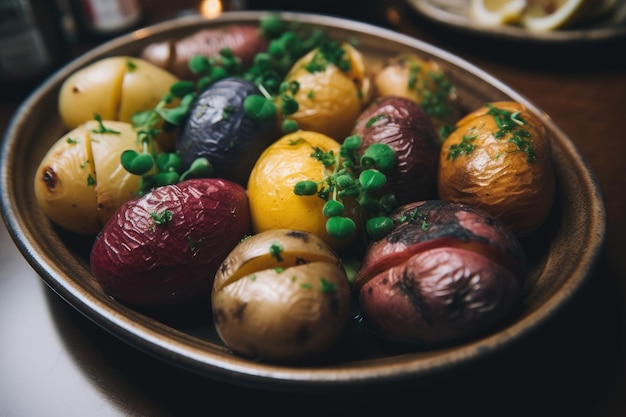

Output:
xmin=34 ymin=125 xmax=99 ymax=234
xmin=58 ymin=56 xmax=178 ymax=149
xmin=278 ymin=43 xmax=370 ymax=141
xmin=247 ymin=130 xmax=359 ymax=251
xmin=34 ymin=120 xmax=158 ymax=234
xmin=438 ymin=101 xmax=555 ymax=237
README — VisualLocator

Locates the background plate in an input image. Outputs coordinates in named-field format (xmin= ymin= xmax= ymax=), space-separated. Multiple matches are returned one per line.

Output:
xmin=407 ymin=0 xmax=626 ymax=43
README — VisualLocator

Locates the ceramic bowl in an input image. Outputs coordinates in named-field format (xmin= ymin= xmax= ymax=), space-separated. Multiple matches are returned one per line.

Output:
xmin=0 ymin=11 xmax=606 ymax=391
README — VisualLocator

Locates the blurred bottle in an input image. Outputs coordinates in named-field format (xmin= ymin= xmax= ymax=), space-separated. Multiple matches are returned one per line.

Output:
xmin=0 ymin=0 xmax=75 ymax=101
xmin=68 ymin=0 xmax=143 ymax=41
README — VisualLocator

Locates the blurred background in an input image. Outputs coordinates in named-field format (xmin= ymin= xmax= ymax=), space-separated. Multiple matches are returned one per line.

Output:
xmin=0 ymin=0 xmax=386 ymax=100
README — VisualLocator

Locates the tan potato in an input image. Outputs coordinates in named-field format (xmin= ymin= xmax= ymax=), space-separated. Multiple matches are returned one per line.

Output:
xmin=212 ymin=229 xmax=351 ymax=362
xmin=438 ymin=101 xmax=556 ymax=237
xmin=34 ymin=120 xmax=158 ymax=234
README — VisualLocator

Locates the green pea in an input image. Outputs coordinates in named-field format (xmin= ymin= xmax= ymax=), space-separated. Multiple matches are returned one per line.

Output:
xmin=120 ymin=150 xmax=154 ymax=175
xmin=342 ymin=134 xmax=363 ymax=151
xmin=188 ymin=55 xmax=211 ymax=74
xmin=154 ymin=171 xmax=180 ymax=186
xmin=281 ymin=119 xmax=299 ymax=134
xmin=170 ymin=80 xmax=196 ymax=98
xmin=366 ymin=216 xmax=395 ymax=240
xmin=326 ymin=216 xmax=356 ymax=240
xmin=359 ymin=169 xmax=386 ymax=192
xmin=358 ymin=193 xmax=380 ymax=214
xmin=244 ymin=94 xmax=277 ymax=121
xmin=361 ymin=143 xmax=396 ymax=173
xmin=294 ymin=180 xmax=318 ymax=196
xmin=323 ymin=199 xmax=344 ymax=217
xmin=335 ymin=173 xmax=355 ymax=189
xmin=156 ymin=152 xmax=182 ymax=173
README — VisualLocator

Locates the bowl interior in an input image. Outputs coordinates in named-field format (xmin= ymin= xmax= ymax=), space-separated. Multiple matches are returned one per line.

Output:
xmin=0 ymin=11 xmax=606 ymax=391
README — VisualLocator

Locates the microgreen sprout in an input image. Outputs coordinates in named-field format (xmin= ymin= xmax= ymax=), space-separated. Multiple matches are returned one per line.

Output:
xmin=293 ymin=135 xmax=399 ymax=242
xmin=120 ymin=14 xmax=331 ymax=195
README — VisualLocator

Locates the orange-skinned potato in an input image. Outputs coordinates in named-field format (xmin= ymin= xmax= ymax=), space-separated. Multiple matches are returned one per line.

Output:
xmin=438 ymin=101 xmax=556 ymax=237
xmin=374 ymin=53 xmax=460 ymax=130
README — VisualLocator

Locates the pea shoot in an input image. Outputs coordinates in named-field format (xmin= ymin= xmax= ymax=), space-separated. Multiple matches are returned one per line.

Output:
xmin=293 ymin=134 xmax=399 ymax=242
xmin=120 ymin=13 xmax=331 ymax=195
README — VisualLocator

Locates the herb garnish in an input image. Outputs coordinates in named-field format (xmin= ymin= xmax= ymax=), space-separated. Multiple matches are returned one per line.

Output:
xmin=293 ymin=134 xmax=398 ymax=242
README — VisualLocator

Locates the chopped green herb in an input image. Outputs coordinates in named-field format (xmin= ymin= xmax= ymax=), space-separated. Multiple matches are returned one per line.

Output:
xmin=270 ymin=242 xmax=284 ymax=261
xmin=91 ymin=114 xmax=120 ymax=134
xmin=150 ymin=210 xmax=173 ymax=225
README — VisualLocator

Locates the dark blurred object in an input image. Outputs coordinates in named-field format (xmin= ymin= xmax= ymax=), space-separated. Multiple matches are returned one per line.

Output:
xmin=0 ymin=0 xmax=75 ymax=101
xmin=244 ymin=0 xmax=387 ymax=25
xmin=68 ymin=0 xmax=143 ymax=41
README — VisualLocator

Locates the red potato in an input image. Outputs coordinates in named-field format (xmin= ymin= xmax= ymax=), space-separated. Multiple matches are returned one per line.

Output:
xmin=355 ymin=200 xmax=526 ymax=345
xmin=351 ymin=96 xmax=441 ymax=205
xmin=140 ymin=25 xmax=269 ymax=80
xmin=90 ymin=178 xmax=251 ymax=310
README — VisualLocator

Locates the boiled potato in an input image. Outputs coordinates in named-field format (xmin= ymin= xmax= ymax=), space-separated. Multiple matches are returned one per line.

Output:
xmin=278 ymin=42 xmax=370 ymax=140
xmin=375 ymin=54 xmax=460 ymax=130
xmin=212 ymin=229 xmax=351 ymax=362
xmin=58 ymin=56 xmax=178 ymax=149
xmin=247 ymin=130 xmax=360 ymax=251
xmin=438 ymin=101 xmax=555 ymax=237
xmin=34 ymin=120 xmax=158 ymax=234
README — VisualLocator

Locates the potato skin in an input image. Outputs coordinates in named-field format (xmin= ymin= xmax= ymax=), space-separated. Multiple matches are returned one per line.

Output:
xmin=176 ymin=77 xmax=279 ymax=186
xmin=279 ymin=43 xmax=370 ymax=141
xmin=438 ymin=101 xmax=555 ymax=237
xmin=34 ymin=120 xmax=156 ymax=234
xmin=352 ymin=96 xmax=441 ymax=204
xmin=140 ymin=25 xmax=268 ymax=80
xmin=374 ymin=54 xmax=460 ymax=130
xmin=212 ymin=229 xmax=351 ymax=362
xmin=58 ymin=56 xmax=178 ymax=129
xmin=355 ymin=200 xmax=526 ymax=345
xmin=90 ymin=178 xmax=251 ymax=309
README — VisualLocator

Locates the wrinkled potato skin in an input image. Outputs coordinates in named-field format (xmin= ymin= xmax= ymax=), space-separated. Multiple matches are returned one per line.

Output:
xmin=359 ymin=247 xmax=520 ymax=345
xmin=355 ymin=200 xmax=525 ymax=345
xmin=212 ymin=229 xmax=351 ymax=362
xmin=34 ymin=120 xmax=155 ymax=234
xmin=352 ymin=96 xmax=441 ymax=204
xmin=140 ymin=25 xmax=269 ymax=80
xmin=90 ymin=179 xmax=251 ymax=309
xmin=438 ymin=101 xmax=556 ymax=237
xmin=279 ymin=43 xmax=370 ymax=141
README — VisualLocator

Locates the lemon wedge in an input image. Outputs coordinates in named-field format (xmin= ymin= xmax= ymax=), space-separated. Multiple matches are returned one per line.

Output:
xmin=470 ymin=0 xmax=528 ymax=26
xmin=521 ymin=0 xmax=598 ymax=31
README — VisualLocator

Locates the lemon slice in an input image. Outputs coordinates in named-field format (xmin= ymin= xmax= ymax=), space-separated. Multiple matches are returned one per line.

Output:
xmin=469 ymin=0 xmax=528 ymax=26
xmin=521 ymin=0 xmax=597 ymax=31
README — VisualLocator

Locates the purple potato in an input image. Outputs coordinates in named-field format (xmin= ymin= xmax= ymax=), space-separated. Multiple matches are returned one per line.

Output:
xmin=90 ymin=178 xmax=251 ymax=310
xmin=352 ymin=96 xmax=440 ymax=205
xmin=176 ymin=77 xmax=279 ymax=186
xmin=355 ymin=200 xmax=526 ymax=345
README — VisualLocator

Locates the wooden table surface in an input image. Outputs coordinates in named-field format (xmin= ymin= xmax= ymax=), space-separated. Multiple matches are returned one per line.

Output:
xmin=1 ymin=1 xmax=625 ymax=415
